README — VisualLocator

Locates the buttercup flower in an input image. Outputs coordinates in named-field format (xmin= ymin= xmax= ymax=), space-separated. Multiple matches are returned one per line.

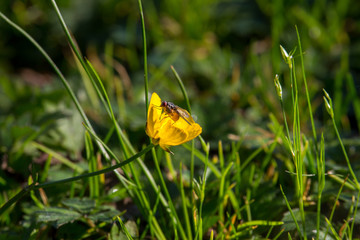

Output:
xmin=146 ymin=92 xmax=202 ymax=153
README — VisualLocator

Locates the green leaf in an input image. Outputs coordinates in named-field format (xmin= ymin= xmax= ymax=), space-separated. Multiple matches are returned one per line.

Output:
xmin=88 ymin=206 xmax=121 ymax=222
xmin=110 ymin=220 xmax=139 ymax=240
xmin=61 ymin=198 xmax=96 ymax=214
xmin=35 ymin=207 xmax=81 ymax=227
xmin=110 ymin=223 xmax=121 ymax=240
xmin=282 ymin=210 xmax=328 ymax=238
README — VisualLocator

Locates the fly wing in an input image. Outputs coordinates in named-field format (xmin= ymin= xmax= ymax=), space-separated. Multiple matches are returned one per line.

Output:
xmin=175 ymin=107 xmax=195 ymax=125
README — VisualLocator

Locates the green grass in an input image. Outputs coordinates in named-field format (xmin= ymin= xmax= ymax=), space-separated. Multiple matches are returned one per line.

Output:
xmin=1 ymin=0 xmax=360 ymax=239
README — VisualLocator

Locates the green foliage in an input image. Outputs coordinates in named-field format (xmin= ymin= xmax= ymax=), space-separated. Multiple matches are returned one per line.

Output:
xmin=1 ymin=0 xmax=360 ymax=239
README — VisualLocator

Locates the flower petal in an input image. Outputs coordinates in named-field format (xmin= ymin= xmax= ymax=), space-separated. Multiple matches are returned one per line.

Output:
xmin=146 ymin=92 xmax=162 ymax=139
xmin=145 ymin=92 xmax=202 ymax=152
xmin=173 ymin=117 xmax=202 ymax=143
xmin=158 ymin=120 xmax=189 ymax=146
xmin=184 ymin=123 xmax=202 ymax=142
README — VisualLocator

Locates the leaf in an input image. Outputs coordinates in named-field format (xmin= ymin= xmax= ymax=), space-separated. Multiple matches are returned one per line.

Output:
xmin=123 ymin=220 xmax=138 ymax=237
xmin=61 ymin=198 xmax=96 ymax=214
xmin=110 ymin=220 xmax=138 ymax=240
xmin=118 ymin=220 xmax=139 ymax=240
xmin=281 ymin=210 xmax=329 ymax=238
xmin=88 ymin=206 xmax=121 ymax=222
xmin=35 ymin=207 xmax=81 ymax=227
xmin=110 ymin=223 xmax=121 ymax=240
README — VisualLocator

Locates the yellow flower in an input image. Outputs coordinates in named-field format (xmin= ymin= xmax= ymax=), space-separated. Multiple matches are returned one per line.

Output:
xmin=146 ymin=92 xmax=202 ymax=153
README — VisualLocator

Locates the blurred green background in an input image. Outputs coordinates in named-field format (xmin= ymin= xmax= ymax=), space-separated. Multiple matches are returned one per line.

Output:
xmin=1 ymin=0 xmax=360 ymax=158
xmin=1 ymin=0 xmax=360 ymax=238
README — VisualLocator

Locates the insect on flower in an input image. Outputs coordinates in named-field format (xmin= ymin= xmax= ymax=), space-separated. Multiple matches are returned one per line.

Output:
xmin=146 ymin=92 xmax=202 ymax=154
xmin=160 ymin=100 xmax=195 ymax=125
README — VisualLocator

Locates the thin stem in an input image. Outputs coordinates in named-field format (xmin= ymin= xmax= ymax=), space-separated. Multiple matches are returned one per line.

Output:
xmin=180 ymin=162 xmax=193 ymax=240
xmin=324 ymin=175 xmax=348 ymax=239
xmin=350 ymin=189 xmax=360 ymax=239
xmin=332 ymin=117 xmax=360 ymax=189
xmin=51 ymin=0 xmax=84 ymax=70
xmin=195 ymin=144 xmax=209 ymax=240
xmin=280 ymin=99 xmax=291 ymax=141
xmin=171 ymin=65 xmax=197 ymax=223
xmin=325 ymin=218 xmax=341 ymax=240
xmin=151 ymin=149 xmax=187 ymax=240
xmin=171 ymin=66 xmax=192 ymax=113
xmin=138 ymin=0 xmax=149 ymax=114
xmin=190 ymin=140 xmax=195 ymax=199
xmin=295 ymin=26 xmax=318 ymax=153
xmin=279 ymin=185 xmax=302 ymax=238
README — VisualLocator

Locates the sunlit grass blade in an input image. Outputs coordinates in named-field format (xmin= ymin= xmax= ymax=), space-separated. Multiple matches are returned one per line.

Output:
xmin=328 ymin=174 xmax=355 ymax=190
xmin=170 ymin=66 xmax=192 ymax=113
xmin=265 ymin=225 xmax=274 ymax=239
xmin=86 ymin=59 xmax=170 ymax=237
xmin=288 ymin=232 xmax=293 ymax=240
xmin=279 ymin=185 xmax=302 ymax=238
xmin=237 ymin=220 xmax=284 ymax=230
xmin=116 ymin=216 xmax=135 ymax=240
xmin=233 ymin=146 xmax=242 ymax=200
xmin=50 ymin=0 xmax=86 ymax=72
xmin=85 ymin=59 xmax=130 ymax=160
xmin=273 ymin=228 xmax=285 ymax=240
xmin=146 ymin=186 xmax=164 ymax=239
xmin=286 ymin=46 xmax=306 ymax=239
xmin=295 ymin=26 xmax=318 ymax=152
xmin=0 ymin=183 xmax=36 ymax=216
xmin=227 ymin=186 xmax=240 ymax=219
xmin=219 ymin=162 xmax=233 ymax=223
xmin=324 ymin=175 xmax=348 ymax=239
xmin=31 ymin=142 xmax=85 ymax=173
xmin=85 ymin=131 xmax=100 ymax=199
xmin=274 ymin=74 xmax=291 ymax=146
xmin=350 ymin=189 xmax=360 ymax=239
xmin=260 ymin=127 xmax=281 ymax=170
xmin=50 ymin=0 xmax=110 ymax=116
xmin=74 ymin=53 xmax=100 ymax=109
xmin=227 ymin=213 xmax=238 ymax=236
xmin=316 ymin=133 xmax=326 ymax=240
xmin=228 ymin=228 xmax=253 ymax=239
xmin=87 ymin=57 xmax=172 ymax=225
xmin=151 ymin=148 xmax=187 ymax=240
xmin=229 ymin=219 xmax=283 ymax=239
xmin=182 ymin=143 xmax=221 ymax=178
xmin=325 ymin=218 xmax=341 ymax=240
xmin=137 ymin=0 xmax=149 ymax=113
xmin=195 ymin=142 xmax=210 ymax=240
xmin=209 ymin=230 xmax=214 ymax=240
xmin=82 ymin=124 xmax=122 ymax=163
xmin=245 ymin=188 xmax=253 ymax=235
xmin=179 ymin=162 xmax=193 ymax=240
xmin=240 ymin=147 xmax=263 ymax=171
xmin=39 ymin=143 xmax=155 ymax=190
xmin=323 ymin=89 xmax=360 ymax=189
xmin=165 ymin=153 xmax=177 ymax=182
xmin=40 ymin=154 xmax=52 ymax=183
xmin=28 ymin=176 xmax=44 ymax=209
xmin=170 ymin=65 xmax=197 ymax=212
xmin=87 ymin=57 xmax=156 ymax=213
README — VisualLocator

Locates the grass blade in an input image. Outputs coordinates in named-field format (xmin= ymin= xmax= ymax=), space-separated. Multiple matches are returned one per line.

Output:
xmin=137 ymin=0 xmax=149 ymax=113
xmin=279 ymin=185 xmax=302 ymax=238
